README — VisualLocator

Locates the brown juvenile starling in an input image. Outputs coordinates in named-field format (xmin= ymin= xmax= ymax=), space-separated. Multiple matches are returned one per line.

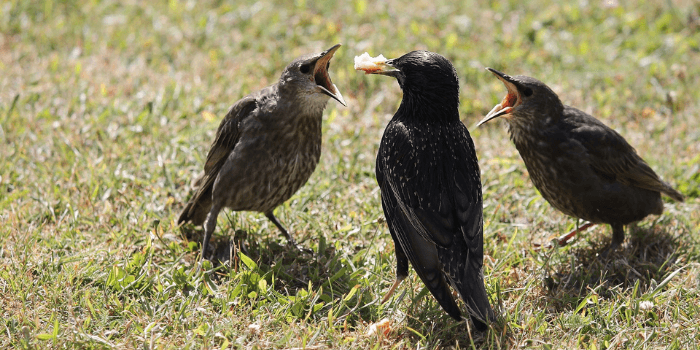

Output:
xmin=478 ymin=68 xmax=684 ymax=253
xmin=178 ymin=44 xmax=345 ymax=260
xmin=357 ymin=51 xmax=494 ymax=330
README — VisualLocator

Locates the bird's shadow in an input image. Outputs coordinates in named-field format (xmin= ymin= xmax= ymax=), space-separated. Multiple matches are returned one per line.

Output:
xmin=541 ymin=224 xmax=685 ymax=311
xmin=179 ymin=224 xmax=358 ymax=296
xmin=397 ymin=304 xmax=508 ymax=349
xmin=181 ymin=225 xmax=514 ymax=347
xmin=371 ymin=276 xmax=512 ymax=348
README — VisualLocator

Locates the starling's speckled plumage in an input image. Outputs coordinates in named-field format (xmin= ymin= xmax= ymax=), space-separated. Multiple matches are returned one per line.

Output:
xmin=178 ymin=44 xmax=345 ymax=260
xmin=478 ymin=68 xmax=684 ymax=253
xmin=366 ymin=51 xmax=494 ymax=330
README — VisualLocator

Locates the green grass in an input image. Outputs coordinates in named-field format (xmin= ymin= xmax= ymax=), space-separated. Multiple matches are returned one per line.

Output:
xmin=2 ymin=0 xmax=700 ymax=348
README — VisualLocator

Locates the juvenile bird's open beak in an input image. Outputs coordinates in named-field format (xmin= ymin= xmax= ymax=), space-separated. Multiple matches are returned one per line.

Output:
xmin=477 ymin=68 xmax=522 ymax=127
xmin=313 ymin=44 xmax=346 ymax=106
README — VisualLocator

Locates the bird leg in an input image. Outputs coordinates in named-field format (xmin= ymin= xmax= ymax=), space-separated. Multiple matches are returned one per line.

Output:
xmin=557 ymin=222 xmax=596 ymax=246
xmin=600 ymin=223 xmax=625 ymax=258
xmin=265 ymin=211 xmax=309 ymax=252
xmin=265 ymin=211 xmax=295 ymax=244
xmin=199 ymin=203 xmax=222 ymax=267
xmin=382 ymin=246 xmax=409 ymax=304
xmin=380 ymin=276 xmax=406 ymax=304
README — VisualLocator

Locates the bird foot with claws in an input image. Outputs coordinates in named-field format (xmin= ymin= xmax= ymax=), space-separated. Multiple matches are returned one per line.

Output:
xmin=282 ymin=234 xmax=312 ymax=254
xmin=598 ymin=241 xmax=622 ymax=259
xmin=286 ymin=240 xmax=313 ymax=254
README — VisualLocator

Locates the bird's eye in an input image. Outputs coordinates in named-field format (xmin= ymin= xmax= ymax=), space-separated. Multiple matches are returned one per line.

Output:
xmin=523 ymin=87 xmax=533 ymax=97
xmin=300 ymin=64 xmax=311 ymax=74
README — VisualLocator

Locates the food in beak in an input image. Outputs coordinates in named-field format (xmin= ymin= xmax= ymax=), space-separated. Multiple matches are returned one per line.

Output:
xmin=354 ymin=52 xmax=389 ymax=74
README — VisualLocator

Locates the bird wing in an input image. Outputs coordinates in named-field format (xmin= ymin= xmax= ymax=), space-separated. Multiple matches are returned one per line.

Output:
xmin=377 ymin=124 xmax=454 ymax=247
xmin=378 ymin=123 xmax=483 ymax=248
xmin=178 ymin=96 xmax=257 ymax=224
xmin=566 ymin=107 xmax=681 ymax=200
xmin=378 ymin=167 xmax=463 ymax=320
xmin=376 ymin=122 xmax=492 ymax=325
xmin=204 ymin=96 xmax=258 ymax=174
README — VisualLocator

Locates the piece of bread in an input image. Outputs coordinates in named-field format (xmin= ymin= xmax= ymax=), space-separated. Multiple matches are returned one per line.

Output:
xmin=354 ymin=52 xmax=388 ymax=74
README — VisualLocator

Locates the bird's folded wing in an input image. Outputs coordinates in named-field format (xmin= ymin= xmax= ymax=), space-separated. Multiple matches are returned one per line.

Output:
xmin=204 ymin=96 xmax=257 ymax=173
xmin=380 ymin=183 xmax=464 ymax=319
xmin=377 ymin=125 xmax=483 ymax=249
xmin=571 ymin=118 xmax=669 ymax=194
xmin=187 ymin=96 xmax=257 ymax=209
xmin=376 ymin=124 xmax=486 ymax=320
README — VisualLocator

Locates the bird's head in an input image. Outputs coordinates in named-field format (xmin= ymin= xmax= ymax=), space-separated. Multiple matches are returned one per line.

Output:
xmin=477 ymin=68 xmax=563 ymax=127
xmin=367 ymin=50 xmax=459 ymax=107
xmin=280 ymin=43 xmax=346 ymax=108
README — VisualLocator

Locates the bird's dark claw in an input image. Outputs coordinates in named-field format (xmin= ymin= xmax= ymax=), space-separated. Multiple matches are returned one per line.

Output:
xmin=599 ymin=240 xmax=621 ymax=259
xmin=286 ymin=240 xmax=313 ymax=254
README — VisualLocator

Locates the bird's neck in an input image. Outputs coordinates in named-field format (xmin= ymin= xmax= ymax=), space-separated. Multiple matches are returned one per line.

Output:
xmin=396 ymin=91 xmax=460 ymax=123
xmin=277 ymin=84 xmax=329 ymax=118
xmin=507 ymin=121 xmax=538 ymax=149
xmin=506 ymin=117 xmax=552 ymax=152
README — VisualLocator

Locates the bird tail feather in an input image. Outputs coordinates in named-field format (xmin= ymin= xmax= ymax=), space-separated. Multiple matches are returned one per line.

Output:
xmin=661 ymin=181 xmax=684 ymax=202
xmin=390 ymin=206 xmax=464 ymax=321
xmin=459 ymin=267 xmax=495 ymax=331
xmin=438 ymin=244 xmax=495 ymax=332
xmin=178 ymin=174 xmax=213 ymax=226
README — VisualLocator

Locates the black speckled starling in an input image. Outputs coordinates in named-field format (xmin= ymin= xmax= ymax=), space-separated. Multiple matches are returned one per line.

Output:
xmin=360 ymin=51 xmax=494 ymax=330
xmin=478 ymin=68 xmax=684 ymax=254
xmin=178 ymin=44 xmax=345 ymax=260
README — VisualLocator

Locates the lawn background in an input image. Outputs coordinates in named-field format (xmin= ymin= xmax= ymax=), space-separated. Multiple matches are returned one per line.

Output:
xmin=1 ymin=0 xmax=699 ymax=348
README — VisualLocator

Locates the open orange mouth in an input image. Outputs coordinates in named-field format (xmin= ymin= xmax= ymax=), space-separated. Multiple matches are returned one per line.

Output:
xmin=477 ymin=68 xmax=523 ymax=127
xmin=313 ymin=44 xmax=346 ymax=106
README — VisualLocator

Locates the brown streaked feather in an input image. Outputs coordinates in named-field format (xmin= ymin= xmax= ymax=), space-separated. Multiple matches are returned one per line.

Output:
xmin=568 ymin=108 xmax=684 ymax=202
xmin=178 ymin=97 xmax=257 ymax=225
xmin=204 ymin=97 xmax=257 ymax=172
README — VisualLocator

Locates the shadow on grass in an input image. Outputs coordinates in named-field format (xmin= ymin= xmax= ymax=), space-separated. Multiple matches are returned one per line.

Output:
xmin=181 ymin=224 xmax=514 ymax=348
xmin=543 ymin=224 xmax=684 ymax=310
xmin=375 ymin=277 xmax=513 ymax=349
xmin=179 ymin=224 xmax=361 ymax=296
xmin=399 ymin=307 xmax=512 ymax=349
